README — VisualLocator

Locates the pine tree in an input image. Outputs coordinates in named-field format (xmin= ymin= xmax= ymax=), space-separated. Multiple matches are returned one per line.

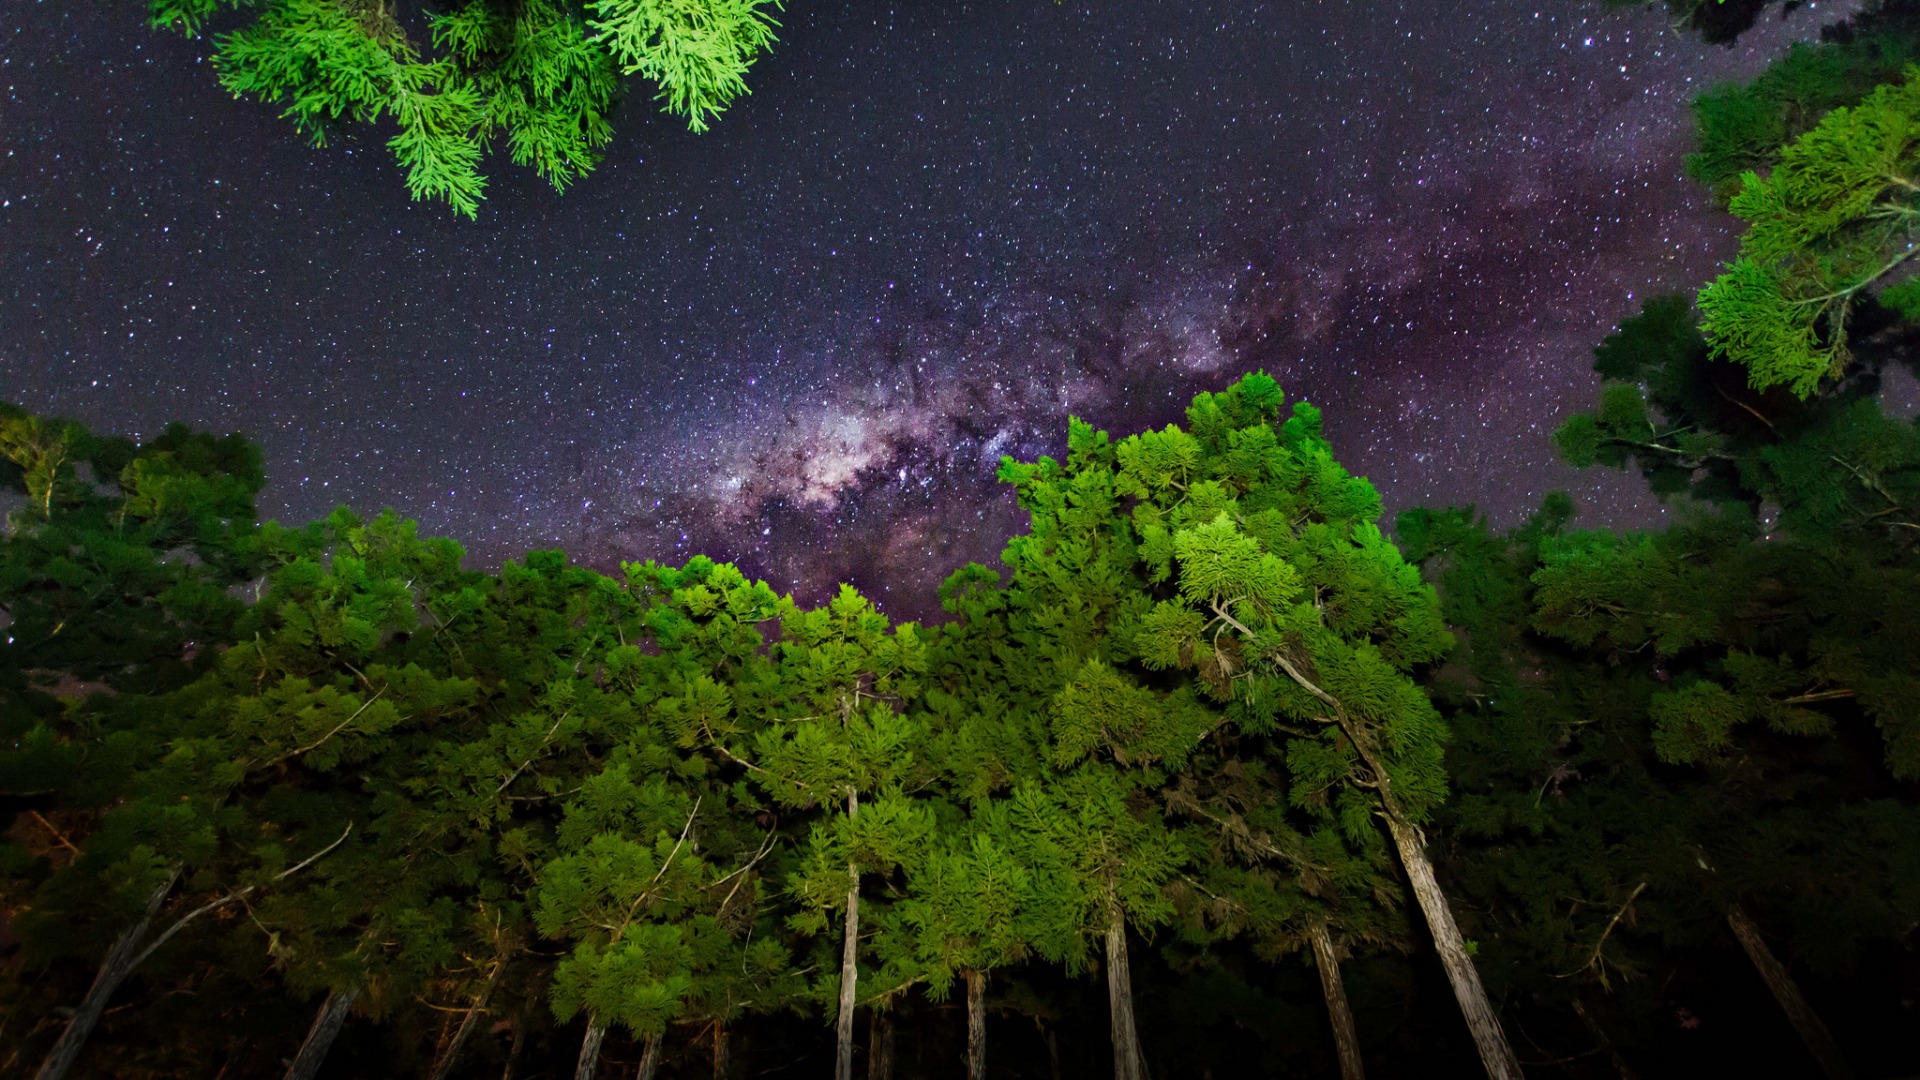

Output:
xmin=1106 ymin=374 xmax=1519 ymax=1079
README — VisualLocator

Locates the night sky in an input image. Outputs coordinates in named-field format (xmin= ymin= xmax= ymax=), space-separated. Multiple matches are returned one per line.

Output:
xmin=0 ymin=0 xmax=1855 ymax=616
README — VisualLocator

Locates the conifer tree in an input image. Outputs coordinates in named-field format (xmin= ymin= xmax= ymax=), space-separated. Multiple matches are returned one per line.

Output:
xmin=626 ymin=557 xmax=807 ymax=1079
xmin=886 ymin=809 xmax=1039 ymax=1080
xmin=750 ymin=586 xmax=930 ymax=1080
xmin=964 ymin=420 xmax=1217 ymax=1080
xmin=1099 ymin=375 xmax=1518 ymax=1079
xmin=898 ymin=565 xmax=1091 ymax=1080
xmin=18 ymin=506 xmax=480 ymax=1079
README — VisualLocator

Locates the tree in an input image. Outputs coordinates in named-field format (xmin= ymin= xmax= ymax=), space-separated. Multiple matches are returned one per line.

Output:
xmin=146 ymin=0 xmax=783 ymax=216
xmin=1102 ymin=375 xmax=1519 ymax=1079
xmin=536 ymin=762 xmax=705 ymax=1079
xmin=1427 ymin=270 xmax=1920 ymax=1076
xmin=957 ymin=419 xmax=1213 ymax=1080
xmin=718 ymin=584 xmax=929 ymax=1080
xmin=887 ymin=810 xmax=1041 ymax=1080
xmin=628 ymin=556 xmax=807 ymax=1080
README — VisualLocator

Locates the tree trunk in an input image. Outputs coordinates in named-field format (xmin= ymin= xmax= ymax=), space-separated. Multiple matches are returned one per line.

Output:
xmin=637 ymin=1035 xmax=662 ymax=1080
xmin=712 ymin=1021 xmax=731 ymax=1080
xmin=837 ymin=791 xmax=861 ymax=1080
xmin=34 ymin=871 xmax=176 ymax=1080
xmin=284 ymin=987 xmax=359 ymax=1080
xmin=1104 ymin=911 xmax=1147 ymax=1080
xmin=1308 ymin=920 xmax=1365 ymax=1080
xmin=574 ymin=1019 xmax=607 ymax=1080
xmin=866 ymin=1008 xmax=894 ymax=1080
xmin=1570 ymin=996 xmax=1638 ymax=1080
xmin=1384 ymin=816 xmax=1522 ymax=1080
xmin=965 ymin=969 xmax=988 ymax=1080
xmin=500 ymin=1016 xmax=526 ymax=1080
xmin=1034 ymin=1016 xmax=1061 ymax=1080
xmin=1725 ymin=906 xmax=1851 ymax=1080
xmin=428 ymin=959 xmax=505 ymax=1080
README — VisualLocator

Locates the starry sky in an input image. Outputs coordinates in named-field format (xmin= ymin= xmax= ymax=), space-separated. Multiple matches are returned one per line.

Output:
xmin=0 ymin=0 xmax=1856 ymax=616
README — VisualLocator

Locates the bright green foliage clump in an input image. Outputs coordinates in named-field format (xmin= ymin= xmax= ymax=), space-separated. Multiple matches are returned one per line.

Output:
xmin=953 ymin=372 xmax=1502 ymax=1075
xmin=587 ymin=0 xmax=781 ymax=132
xmin=1698 ymin=68 xmax=1920 ymax=396
xmin=147 ymin=0 xmax=781 ymax=216
xmin=1124 ymin=379 xmax=1456 ymax=831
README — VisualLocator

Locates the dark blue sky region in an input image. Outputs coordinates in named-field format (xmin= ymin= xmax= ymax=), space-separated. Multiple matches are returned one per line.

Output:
xmin=0 ymin=0 xmax=1852 ymax=613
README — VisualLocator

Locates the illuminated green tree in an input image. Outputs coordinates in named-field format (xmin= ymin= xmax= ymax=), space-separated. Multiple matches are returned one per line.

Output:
xmin=1110 ymin=375 xmax=1518 ymax=1079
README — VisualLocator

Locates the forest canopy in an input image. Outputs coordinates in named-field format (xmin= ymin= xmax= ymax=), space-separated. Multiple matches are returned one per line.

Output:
xmin=5 ymin=3 xmax=1920 ymax=1080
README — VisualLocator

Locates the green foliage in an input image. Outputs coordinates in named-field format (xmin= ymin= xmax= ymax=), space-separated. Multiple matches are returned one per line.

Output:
xmin=150 ymin=0 xmax=779 ymax=215
xmin=587 ymin=0 xmax=781 ymax=132
xmin=1688 ymin=34 xmax=1920 ymax=202
xmin=1698 ymin=69 xmax=1920 ymax=396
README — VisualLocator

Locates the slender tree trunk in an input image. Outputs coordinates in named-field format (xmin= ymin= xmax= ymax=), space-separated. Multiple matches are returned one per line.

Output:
xmin=501 ymin=1017 xmax=526 ymax=1080
xmin=428 ymin=959 xmax=505 ymax=1080
xmin=712 ymin=1020 xmax=731 ymax=1080
xmin=1725 ymin=906 xmax=1851 ymax=1080
xmin=1383 ymin=816 xmax=1522 ymax=1080
xmin=1104 ymin=910 xmax=1147 ymax=1080
xmin=34 ymin=871 xmax=176 ymax=1080
xmin=637 ymin=1035 xmax=662 ymax=1080
xmin=1308 ymin=920 xmax=1365 ymax=1080
xmin=1035 ymin=1016 xmax=1061 ymax=1080
xmin=965 ymin=969 xmax=988 ymax=1080
xmin=837 ymin=791 xmax=861 ymax=1080
xmin=574 ymin=1019 xmax=607 ymax=1080
xmin=284 ymin=987 xmax=359 ymax=1080
xmin=867 ymin=1008 xmax=894 ymax=1080
xmin=1571 ymin=996 xmax=1638 ymax=1080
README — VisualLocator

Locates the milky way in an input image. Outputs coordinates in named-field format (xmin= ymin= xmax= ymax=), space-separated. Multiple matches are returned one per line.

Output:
xmin=0 ymin=0 xmax=1853 ymax=616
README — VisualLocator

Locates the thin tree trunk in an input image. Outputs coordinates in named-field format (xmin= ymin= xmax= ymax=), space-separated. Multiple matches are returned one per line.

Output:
xmin=574 ymin=1019 xmax=608 ymax=1080
xmin=712 ymin=1020 xmax=731 ymax=1080
xmin=34 ymin=871 xmax=176 ymax=1080
xmin=1269 ymin=665 xmax=1516 ymax=1078
xmin=1308 ymin=920 xmax=1365 ymax=1080
xmin=1035 ymin=1016 xmax=1061 ymax=1080
xmin=867 ymin=1008 xmax=894 ymax=1080
xmin=428 ymin=958 xmax=505 ymax=1080
xmin=835 ymin=790 xmax=863 ymax=1080
xmin=637 ymin=1034 xmax=662 ymax=1080
xmin=284 ymin=987 xmax=359 ymax=1080
xmin=1104 ymin=910 xmax=1146 ymax=1080
xmin=1725 ymin=906 xmax=1852 ymax=1080
xmin=965 ymin=969 xmax=988 ymax=1080
xmin=501 ymin=1017 xmax=526 ymax=1080
xmin=1383 ymin=816 xmax=1522 ymax=1080
xmin=1571 ymin=996 xmax=1638 ymax=1080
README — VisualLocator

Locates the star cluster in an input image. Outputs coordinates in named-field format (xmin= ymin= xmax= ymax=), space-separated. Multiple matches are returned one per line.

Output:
xmin=0 ymin=0 xmax=1847 ymax=616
